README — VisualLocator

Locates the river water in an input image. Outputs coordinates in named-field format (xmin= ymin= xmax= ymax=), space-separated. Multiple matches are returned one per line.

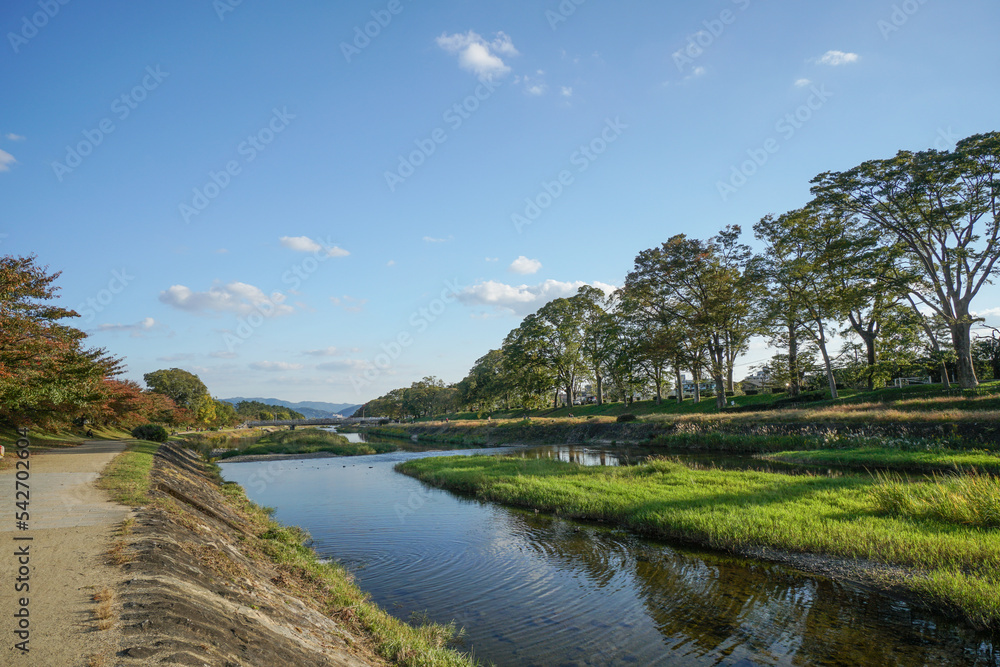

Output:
xmin=220 ymin=439 xmax=999 ymax=666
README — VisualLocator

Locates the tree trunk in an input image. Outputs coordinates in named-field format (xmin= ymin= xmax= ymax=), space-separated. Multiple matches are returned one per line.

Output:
xmin=596 ymin=374 xmax=603 ymax=405
xmin=692 ymin=367 xmax=701 ymax=404
xmin=940 ymin=360 xmax=951 ymax=389
xmin=816 ymin=335 xmax=838 ymax=399
xmin=675 ymin=366 xmax=684 ymax=404
xmin=788 ymin=323 xmax=800 ymax=397
xmin=554 ymin=389 xmax=559 ymax=408
xmin=714 ymin=374 xmax=726 ymax=411
xmin=860 ymin=330 xmax=877 ymax=391
xmin=726 ymin=366 xmax=734 ymax=394
xmin=951 ymin=321 xmax=979 ymax=388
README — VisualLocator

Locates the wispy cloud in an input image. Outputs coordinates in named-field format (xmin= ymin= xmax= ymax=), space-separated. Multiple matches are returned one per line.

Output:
xmin=94 ymin=317 xmax=159 ymax=336
xmin=250 ymin=361 xmax=305 ymax=372
xmin=0 ymin=149 xmax=16 ymax=172
xmin=159 ymin=282 xmax=293 ymax=316
xmin=423 ymin=235 xmax=453 ymax=243
xmin=814 ymin=50 xmax=859 ymax=66
xmin=317 ymin=359 xmax=374 ymax=372
xmin=5 ymin=134 xmax=25 ymax=141
xmin=794 ymin=78 xmax=812 ymax=87
xmin=280 ymin=235 xmax=349 ymax=257
xmin=458 ymin=279 xmax=616 ymax=316
xmin=436 ymin=30 xmax=518 ymax=79
xmin=330 ymin=295 xmax=367 ymax=313
xmin=304 ymin=346 xmax=341 ymax=357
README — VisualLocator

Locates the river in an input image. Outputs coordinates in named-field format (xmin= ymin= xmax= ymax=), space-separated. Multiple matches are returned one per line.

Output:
xmin=220 ymin=438 xmax=999 ymax=666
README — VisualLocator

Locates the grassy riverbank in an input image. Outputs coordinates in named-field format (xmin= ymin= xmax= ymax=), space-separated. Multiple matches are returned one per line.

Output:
xmin=762 ymin=447 xmax=1000 ymax=475
xmin=214 ymin=428 xmax=397 ymax=460
xmin=397 ymin=455 xmax=1000 ymax=629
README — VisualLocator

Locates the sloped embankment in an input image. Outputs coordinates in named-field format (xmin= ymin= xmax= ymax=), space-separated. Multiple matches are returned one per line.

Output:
xmin=111 ymin=444 xmax=470 ymax=666
xmin=114 ymin=444 xmax=375 ymax=665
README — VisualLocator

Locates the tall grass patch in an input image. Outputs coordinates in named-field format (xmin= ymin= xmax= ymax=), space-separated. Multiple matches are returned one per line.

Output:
xmin=871 ymin=470 xmax=1000 ymax=528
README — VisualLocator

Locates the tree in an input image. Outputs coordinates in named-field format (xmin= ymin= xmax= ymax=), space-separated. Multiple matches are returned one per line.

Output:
xmin=0 ymin=254 xmax=123 ymax=426
xmin=811 ymin=131 xmax=1000 ymax=388
xmin=754 ymin=210 xmax=850 ymax=399
xmin=143 ymin=368 xmax=209 ymax=410
xmin=576 ymin=286 xmax=616 ymax=405
xmin=626 ymin=226 xmax=759 ymax=410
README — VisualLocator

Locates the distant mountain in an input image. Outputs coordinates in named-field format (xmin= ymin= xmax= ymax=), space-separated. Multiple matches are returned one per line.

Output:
xmin=221 ymin=397 xmax=363 ymax=418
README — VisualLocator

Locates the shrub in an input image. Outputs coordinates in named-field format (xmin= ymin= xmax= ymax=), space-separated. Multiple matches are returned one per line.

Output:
xmin=616 ymin=414 xmax=638 ymax=423
xmin=131 ymin=423 xmax=169 ymax=443
xmin=744 ymin=389 xmax=759 ymax=396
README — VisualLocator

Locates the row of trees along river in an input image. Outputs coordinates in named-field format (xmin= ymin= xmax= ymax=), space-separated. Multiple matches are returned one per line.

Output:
xmin=360 ymin=132 xmax=1000 ymax=418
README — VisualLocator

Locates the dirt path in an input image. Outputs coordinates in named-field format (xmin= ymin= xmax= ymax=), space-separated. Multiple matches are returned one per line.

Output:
xmin=0 ymin=440 xmax=131 ymax=666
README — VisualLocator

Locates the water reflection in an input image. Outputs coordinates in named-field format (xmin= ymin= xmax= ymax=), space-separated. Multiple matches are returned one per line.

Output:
xmin=221 ymin=450 xmax=999 ymax=666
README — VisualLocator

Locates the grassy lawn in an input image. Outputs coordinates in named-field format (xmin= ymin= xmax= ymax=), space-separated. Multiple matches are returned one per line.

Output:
xmin=397 ymin=454 xmax=1000 ymax=629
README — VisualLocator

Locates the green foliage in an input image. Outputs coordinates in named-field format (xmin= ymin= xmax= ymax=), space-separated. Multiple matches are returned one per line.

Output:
xmin=871 ymin=470 xmax=1000 ymax=528
xmin=214 ymin=428 xmax=397 ymax=459
xmin=143 ymin=368 xmax=209 ymax=410
xmin=131 ymin=423 xmax=169 ymax=442
xmin=233 ymin=400 xmax=305 ymax=421
xmin=616 ymin=414 xmax=638 ymax=423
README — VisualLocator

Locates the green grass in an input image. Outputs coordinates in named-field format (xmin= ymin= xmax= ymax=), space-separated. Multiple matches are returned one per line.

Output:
xmin=764 ymin=448 xmax=1000 ymax=475
xmin=870 ymin=470 xmax=1000 ymax=528
xmin=397 ymin=454 xmax=1000 ymax=630
xmin=217 ymin=482 xmax=476 ymax=666
xmin=214 ymin=428 xmax=398 ymax=460
xmin=97 ymin=439 xmax=160 ymax=506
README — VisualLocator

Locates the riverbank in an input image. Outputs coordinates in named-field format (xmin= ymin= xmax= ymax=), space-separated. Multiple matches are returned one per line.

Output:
xmin=397 ymin=454 xmax=1000 ymax=632
xmin=98 ymin=441 xmax=475 ymax=666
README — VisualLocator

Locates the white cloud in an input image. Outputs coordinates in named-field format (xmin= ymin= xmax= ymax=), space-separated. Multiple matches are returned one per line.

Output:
xmin=216 ymin=248 xmax=229 ymax=254
xmin=423 ymin=235 xmax=452 ymax=243
xmin=458 ymin=279 xmax=617 ymax=316
xmin=815 ymin=50 xmax=859 ymax=66
xmin=560 ymin=86 xmax=573 ymax=97
xmin=794 ymin=78 xmax=812 ymax=87
xmin=210 ymin=350 xmax=239 ymax=359
xmin=526 ymin=84 xmax=547 ymax=96
xmin=5 ymin=134 xmax=24 ymax=141
xmin=280 ymin=235 xmax=349 ymax=257
xmin=508 ymin=256 xmax=542 ymax=275
xmin=386 ymin=259 xmax=396 ymax=266
xmin=436 ymin=30 xmax=518 ymax=79
xmin=304 ymin=346 xmax=340 ymax=357
xmin=973 ymin=308 xmax=1000 ymax=318
xmin=0 ymin=149 xmax=16 ymax=172
xmin=485 ymin=257 xmax=499 ymax=262
xmin=250 ymin=361 xmax=304 ymax=372
xmin=159 ymin=282 xmax=293 ymax=317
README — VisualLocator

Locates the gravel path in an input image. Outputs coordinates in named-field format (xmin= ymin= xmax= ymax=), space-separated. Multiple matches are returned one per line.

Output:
xmin=0 ymin=440 xmax=131 ymax=666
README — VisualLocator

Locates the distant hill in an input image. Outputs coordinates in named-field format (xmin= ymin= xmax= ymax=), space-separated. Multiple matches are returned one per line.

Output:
xmin=221 ymin=397 xmax=363 ymax=418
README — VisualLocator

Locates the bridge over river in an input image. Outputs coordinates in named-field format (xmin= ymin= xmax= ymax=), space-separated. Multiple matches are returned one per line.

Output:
xmin=242 ymin=417 xmax=386 ymax=428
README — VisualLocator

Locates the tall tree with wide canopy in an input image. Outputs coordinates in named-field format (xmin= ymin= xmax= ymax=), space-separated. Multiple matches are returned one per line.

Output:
xmin=625 ymin=226 xmax=759 ymax=410
xmin=810 ymin=131 xmax=1000 ymax=388
xmin=143 ymin=368 xmax=209 ymax=410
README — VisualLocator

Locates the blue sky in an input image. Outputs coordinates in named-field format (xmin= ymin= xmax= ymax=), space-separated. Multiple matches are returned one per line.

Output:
xmin=2 ymin=0 xmax=998 ymax=403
